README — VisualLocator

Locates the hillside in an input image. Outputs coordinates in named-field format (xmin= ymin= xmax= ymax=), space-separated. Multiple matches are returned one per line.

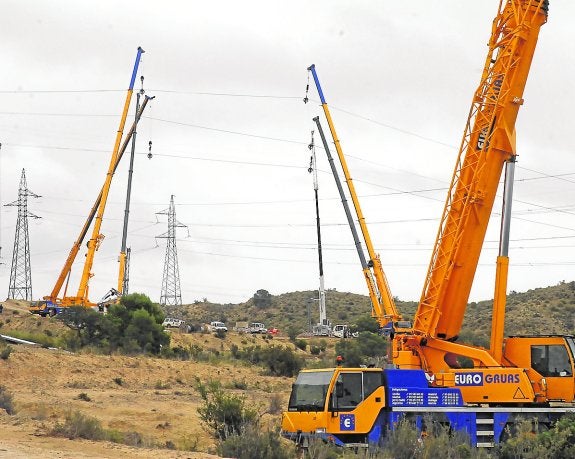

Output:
xmin=460 ymin=281 xmax=575 ymax=346
xmin=0 ymin=300 xmax=304 ymax=458
xmin=162 ymin=281 xmax=575 ymax=344
xmin=1 ymin=282 xmax=574 ymax=457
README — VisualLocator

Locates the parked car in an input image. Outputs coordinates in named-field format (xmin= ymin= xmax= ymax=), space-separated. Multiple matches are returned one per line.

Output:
xmin=332 ymin=324 xmax=358 ymax=338
xmin=209 ymin=321 xmax=228 ymax=332
xmin=267 ymin=327 xmax=279 ymax=335
xmin=248 ymin=322 xmax=267 ymax=334
xmin=162 ymin=317 xmax=184 ymax=328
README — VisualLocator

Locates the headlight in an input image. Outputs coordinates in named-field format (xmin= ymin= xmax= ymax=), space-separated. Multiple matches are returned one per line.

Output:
xmin=315 ymin=428 xmax=326 ymax=434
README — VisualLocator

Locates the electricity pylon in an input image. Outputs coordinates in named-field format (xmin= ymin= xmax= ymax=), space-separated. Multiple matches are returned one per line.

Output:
xmin=6 ymin=169 xmax=40 ymax=300
xmin=156 ymin=195 xmax=188 ymax=306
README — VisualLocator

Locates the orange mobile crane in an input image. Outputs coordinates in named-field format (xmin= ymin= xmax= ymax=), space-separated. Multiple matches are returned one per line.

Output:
xmin=282 ymin=0 xmax=575 ymax=449
xmin=30 ymin=47 xmax=150 ymax=316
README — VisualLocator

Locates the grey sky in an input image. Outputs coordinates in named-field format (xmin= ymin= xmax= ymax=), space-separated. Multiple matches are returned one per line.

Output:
xmin=1 ymin=1 xmax=573 ymax=307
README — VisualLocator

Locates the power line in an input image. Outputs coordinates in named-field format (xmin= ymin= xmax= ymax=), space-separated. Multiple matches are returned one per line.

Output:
xmin=144 ymin=115 xmax=305 ymax=145
xmin=0 ymin=88 xmax=301 ymax=100
xmin=0 ymin=111 xmax=117 ymax=117
xmin=0 ymin=89 xmax=123 ymax=94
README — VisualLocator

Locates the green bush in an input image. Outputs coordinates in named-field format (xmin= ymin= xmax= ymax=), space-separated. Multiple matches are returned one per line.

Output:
xmin=268 ymin=393 xmax=283 ymax=415
xmin=259 ymin=346 xmax=303 ymax=377
xmin=228 ymin=345 xmax=302 ymax=377
xmin=77 ymin=392 xmax=91 ymax=402
xmin=498 ymin=414 xmax=575 ymax=459
xmin=0 ymin=345 xmax=12 ymax=360
xmin=218 ymin=425 xmax=296 ymax=459
xmin=52 ymin=411 xmax=105 ymax=440
xmin=310 ymin=345 xmax=321 ymax=355
xmin=287 ymin=326 xmax=299 ymax=342
xmin=214 ymin=329 xmax=227 ymax=339
xmin=196 ymin=380 xmax=258 ymax=440
xmin=294 ymin=339 xmax=307 ymax=351
xmin=0 ymin=386 xmax=16 ymax=415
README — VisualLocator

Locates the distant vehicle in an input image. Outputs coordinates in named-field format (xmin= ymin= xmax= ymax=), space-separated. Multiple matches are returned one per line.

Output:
xmin=209 ymin=321 xmax=228 ymax=332
xmin=267 ymin=327 xmax=279 ymax=335
xmin=234 ymin=321 xmax=249 ymax=332
xmin=29 ymin=300 xmax=64 ymax=317
xmin=248 ymin=322 xmax=267 ymax=334
xmin=312 ymin=323 xmax=332 ymax=336
xmin=162 ymin=317 xmax=184 ymax=328
xmin=332 ymin=324 xmax=357 ymax=338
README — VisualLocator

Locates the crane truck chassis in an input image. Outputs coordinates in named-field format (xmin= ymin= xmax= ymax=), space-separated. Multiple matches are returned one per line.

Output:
xmin=281 ymin=0 xmax=575 ymax=450
xmin=283 ymin=360 xmax=575 ymax=449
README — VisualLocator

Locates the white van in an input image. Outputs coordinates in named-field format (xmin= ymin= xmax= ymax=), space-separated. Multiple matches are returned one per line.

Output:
xmin=249 ymin=322 xmax=267 ymax=334
xmin=209 ymin=321 xmax=228 ymax=332
xmin=162 ymin=317 xmax=184 ymax=328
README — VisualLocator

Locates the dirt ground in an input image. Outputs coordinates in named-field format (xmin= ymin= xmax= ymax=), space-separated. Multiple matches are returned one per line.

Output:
xmin=0 ymin=300 xmax=295 ymax=458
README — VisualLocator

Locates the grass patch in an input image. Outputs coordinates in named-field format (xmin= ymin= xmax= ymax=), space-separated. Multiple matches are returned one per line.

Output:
xmin=52 ymin=410 xmax=105 ymax=440
xmin=154 ymin=380 xmax=171 ymax=390
xmin=4 ymin=330 xmax=63 ymax=348
xmin=51 ymin=410 xmax=153 ymax=447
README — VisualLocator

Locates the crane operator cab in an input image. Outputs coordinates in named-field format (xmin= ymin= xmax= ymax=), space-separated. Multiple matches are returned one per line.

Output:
xmin=504 ymin=335 xmax=575 ymax=403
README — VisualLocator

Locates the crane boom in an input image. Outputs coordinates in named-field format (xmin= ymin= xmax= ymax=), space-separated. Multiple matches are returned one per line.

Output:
xmin=413 ymin=1 xmax=548 ymax=340
xmin=45 ymin=87 xmax=152 ymax=306
xmin=308 ymin=65 xmax=400 ymax=325
xmin=73 ymin=47 xmax=144 ymax=305
xmin=117 ymin=87 xmax=144 ymax=295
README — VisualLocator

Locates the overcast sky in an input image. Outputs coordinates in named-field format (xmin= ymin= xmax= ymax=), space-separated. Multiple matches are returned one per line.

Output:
xmin=1 ymin=1 xmax=574 ymax=310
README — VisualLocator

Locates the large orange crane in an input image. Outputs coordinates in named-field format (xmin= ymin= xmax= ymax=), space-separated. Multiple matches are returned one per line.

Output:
xmin=283 ymin=0 xmax=575 ymax=450
xmin=31 ymin=48 xmax=148 ymax=315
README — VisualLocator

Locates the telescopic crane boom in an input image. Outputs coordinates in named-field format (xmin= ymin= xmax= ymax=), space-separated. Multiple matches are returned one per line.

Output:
xmin=307 ymin=131 xmax=329 ymax=334
xmin=413 ymin=1 xmax=548 ymax=342
xmin=307 ymin=64 xmax=401 ymax=327
xmin=117 ymin=77 xmax=146 ymax=296
xmin=43 ymin=48 xmax=147 ymax=308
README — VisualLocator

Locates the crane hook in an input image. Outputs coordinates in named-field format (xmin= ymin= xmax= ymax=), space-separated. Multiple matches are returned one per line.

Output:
xmin=303 ymin=71 xmax=310 ymax=104
xmin=147 ymin=140 xmax=153 ymax=159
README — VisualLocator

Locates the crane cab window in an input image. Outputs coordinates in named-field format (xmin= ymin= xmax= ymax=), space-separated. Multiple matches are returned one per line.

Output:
xmin=333 ymin=373 xmax=362 ymax=411
xmin=331 ymin=371 xmax=383 ymax=412
xmin=531 ymin=345 xmax=573 ymax=377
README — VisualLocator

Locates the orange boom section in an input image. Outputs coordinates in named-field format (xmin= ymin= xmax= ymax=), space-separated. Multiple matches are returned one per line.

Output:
xmin=413 ymin=1 xmax=548 ymax=341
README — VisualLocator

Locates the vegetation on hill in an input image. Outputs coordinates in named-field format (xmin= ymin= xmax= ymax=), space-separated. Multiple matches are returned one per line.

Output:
xmin=162 ymin=281 xmax=575 ymax=347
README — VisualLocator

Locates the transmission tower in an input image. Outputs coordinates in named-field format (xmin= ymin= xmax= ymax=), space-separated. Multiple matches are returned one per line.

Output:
xmin=156 ymin=195 xmax=188 ymax=306
xmin=5 ymin=169 xmax=40 ymax=300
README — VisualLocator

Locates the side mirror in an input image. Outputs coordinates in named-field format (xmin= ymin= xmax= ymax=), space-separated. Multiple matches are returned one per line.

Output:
xmin=335 ymin=381 xmax=344 ymax=399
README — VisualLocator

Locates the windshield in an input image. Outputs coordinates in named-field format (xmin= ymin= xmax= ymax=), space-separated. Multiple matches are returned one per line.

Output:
xmin=288 ymin=371 xmax=334 ymax=412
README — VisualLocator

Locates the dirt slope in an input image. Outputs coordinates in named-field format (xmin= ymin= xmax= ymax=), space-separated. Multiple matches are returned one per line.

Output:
xmin=0 ymin=301 xmax=294 ymax=458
